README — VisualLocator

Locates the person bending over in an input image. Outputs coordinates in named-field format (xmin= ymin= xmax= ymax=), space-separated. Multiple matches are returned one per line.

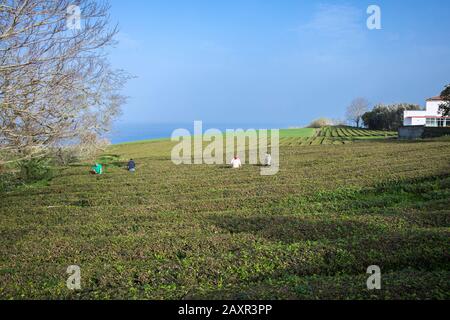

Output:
xmin=90 ymin=163 xmax=103 ymax=175
xmin=264 ymin=153 xmax=272 ymax=166
xmin=127 ymin=159 xmax=136 ymax=172
xmin=231 ymin=156 xmax=242 ymax=169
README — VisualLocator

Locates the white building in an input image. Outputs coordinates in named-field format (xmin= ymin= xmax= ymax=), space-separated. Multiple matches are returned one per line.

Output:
xmin=404 ymin=96 xmax=450 ymax=127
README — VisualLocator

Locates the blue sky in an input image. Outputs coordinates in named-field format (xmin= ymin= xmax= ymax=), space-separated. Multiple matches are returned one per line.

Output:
xmin=108 ymin=0 xmax=450 ymax=127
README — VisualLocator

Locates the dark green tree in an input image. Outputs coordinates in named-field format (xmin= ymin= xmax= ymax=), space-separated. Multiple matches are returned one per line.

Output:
xmin=439 ymin=85 xmax=450 ymax=116
xmin=362 ymin=104 xmax=422 ymax=131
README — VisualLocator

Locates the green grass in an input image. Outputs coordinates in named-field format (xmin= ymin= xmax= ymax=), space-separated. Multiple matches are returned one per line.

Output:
xmin=276 ymin=127 xmax=397 ymax=147
xmin=117 ymin=128 xmax=317 ymax=146
xmin=0 ymin=134 xmax=449 ymax=300
xmin=115 ymin=127 xmax=393 ymax=146
xmin=280 ymin=128 xmax=317 ymax=138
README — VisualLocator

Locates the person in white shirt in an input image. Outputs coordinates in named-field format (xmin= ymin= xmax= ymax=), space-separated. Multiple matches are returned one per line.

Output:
xmin=231 ymin=156 xmax=242 ymax=169
xmin=264 ymin=153 xmax=272 ymax=166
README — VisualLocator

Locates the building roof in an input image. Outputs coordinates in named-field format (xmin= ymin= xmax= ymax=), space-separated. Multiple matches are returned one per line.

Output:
xmin=426 ymin=96 xmax=444 ymax=101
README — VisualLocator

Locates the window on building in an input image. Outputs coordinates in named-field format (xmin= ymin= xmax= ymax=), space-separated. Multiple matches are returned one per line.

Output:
xmin=438 ymin=119 xmax=449 ymax=127
xmin=426 ymin=118 xmax=437 ymax=127
xmin=427 ymin=118 xmax=450 ymax=127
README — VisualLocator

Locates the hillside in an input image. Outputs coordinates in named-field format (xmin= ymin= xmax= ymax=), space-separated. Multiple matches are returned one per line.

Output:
xmin=1 ymin=129 xmax=449 ymax=299
xmin=279 ymin=126 xmax=398 ymax=146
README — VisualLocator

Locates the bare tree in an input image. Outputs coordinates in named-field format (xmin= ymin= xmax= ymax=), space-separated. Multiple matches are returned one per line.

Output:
xmin=346 ymin=98 xmax=369 ymax=128
xmin=0 ymin=0 xmax=128 ymax=164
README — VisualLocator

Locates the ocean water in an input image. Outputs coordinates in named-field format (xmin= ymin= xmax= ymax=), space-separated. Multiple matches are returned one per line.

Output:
xmin=108 ymin=122 xmax=296 ymax=144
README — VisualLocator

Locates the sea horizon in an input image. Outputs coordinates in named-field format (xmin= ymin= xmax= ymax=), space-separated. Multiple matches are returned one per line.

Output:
xmin=108 ymin=121 xmax=306 ymax=144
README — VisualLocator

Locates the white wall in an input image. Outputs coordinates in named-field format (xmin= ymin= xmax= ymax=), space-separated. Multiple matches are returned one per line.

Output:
xmin=404 ymin=99 xmax=444 ymax=126
xmin=404 ymin=110 xmax=427 ymax=117
xmin=404 ymin=110 xmax=427 ymax=126
xmin=411 ymin=117 xmax=426 ymax=126
xmin=426 ymin=101 xmax=443 ymax=115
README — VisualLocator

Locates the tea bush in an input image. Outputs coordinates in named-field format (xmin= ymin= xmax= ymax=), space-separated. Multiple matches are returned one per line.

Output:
xmin=0 ymin=132 xmax=449 ymax=300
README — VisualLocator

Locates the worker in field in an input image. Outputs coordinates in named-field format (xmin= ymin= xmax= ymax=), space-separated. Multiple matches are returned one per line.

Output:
xmin=90 ymin=163 xmax=103 ymax=175
xmin=127 ymin=159 xmax=136 ymax=172
xmin=264 ymin=153 xmax=272 ymax=167
xmin=231 ymin=156 xmax=242 ymax=169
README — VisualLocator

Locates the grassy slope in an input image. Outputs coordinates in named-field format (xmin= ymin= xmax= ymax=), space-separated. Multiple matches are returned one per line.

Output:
xmin=117 ymin=127 xmax=395 ymax=146
xmin=118 ymin=128 xmax=318 ymax=145
xmin=1 ymin=133 xmax=449 ymax=300
xmin=280 ymin=128 xmax=317 ymax=138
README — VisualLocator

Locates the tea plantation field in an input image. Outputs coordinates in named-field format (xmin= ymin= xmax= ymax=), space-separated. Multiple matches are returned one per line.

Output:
xmin=279 ymin=126 xmax=397 ymax=146
xmin=1 ymin=129 xmax=449 ymax=300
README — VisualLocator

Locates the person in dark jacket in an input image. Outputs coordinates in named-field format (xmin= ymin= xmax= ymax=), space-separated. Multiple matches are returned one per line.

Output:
xmin=127 ymin=159 xmax=136 ymax=172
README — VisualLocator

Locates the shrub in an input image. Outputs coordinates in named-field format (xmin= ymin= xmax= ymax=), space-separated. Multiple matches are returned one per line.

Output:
xmin=0 ymin=171 xmax=17 ymax=192
xmin=18 ymin=157 xmax=54 ymax=182
xmin=307 ymin=118 xmax=333 ymax=128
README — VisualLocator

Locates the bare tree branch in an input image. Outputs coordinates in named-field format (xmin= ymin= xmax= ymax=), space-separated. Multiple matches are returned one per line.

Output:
xmin=0 ymin=0 xmax=129 ymax=164
xmin=346 ymin=98 xmax=369 ymax=128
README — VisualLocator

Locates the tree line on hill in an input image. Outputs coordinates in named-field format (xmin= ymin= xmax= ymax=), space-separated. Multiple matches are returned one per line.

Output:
xmin=361 ymin=104 xmax=422 ymax=131
xmin=360 ymin=85 xmax=449 ymax=131
xmin=308 ymin=84 xmax=450 ymax=131
xmin=344 ymin=97 xmax=422 ymax=131
xmin=307 ymin=102 xmax=421 ymax=131
xmin=0 ymin=0 xmax=128 ymax=184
